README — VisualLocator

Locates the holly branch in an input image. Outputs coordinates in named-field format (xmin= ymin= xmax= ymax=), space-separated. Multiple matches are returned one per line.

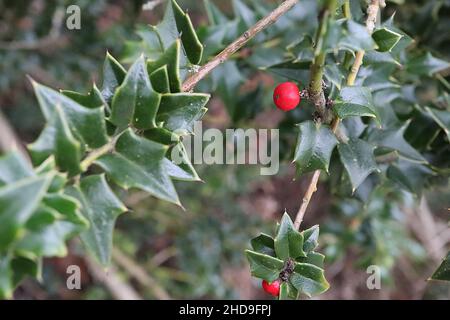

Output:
xmin=294 ymin=0 xmax=385 ymax=230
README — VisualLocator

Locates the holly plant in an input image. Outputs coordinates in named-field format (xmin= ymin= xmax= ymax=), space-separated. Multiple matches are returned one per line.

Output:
xmin=1 ymin=0 xmax=450 ymax=300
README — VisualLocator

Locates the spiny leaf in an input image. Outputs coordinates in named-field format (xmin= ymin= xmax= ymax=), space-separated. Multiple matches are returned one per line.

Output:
xmin=150 ymin=65 xmax=171 ymax=93
xmin=110 ymin=55 xmax=161 ymax=130
xmin=0 ymin=152 xmax=34 ymax=185
xmin=425 ymin=106 xmax=450 ymax=142
xmin=293 ymin=121 xmax=338 ymax=175
xmin=301 ymin=225 xmax=320 ymax=253
xmin=406 ymin=52 xmax=450 ymax=76
xmin=245 ymin=250 xmax=284 ymax=282
xmin=95 ymin=129 xmax=181 ymax=206
xmin=289 ymin=262 xmax=329 ymax=297
xmin=338 ymin=138 xmax=378 ymax=192
xmin=274 ymin=213 xmax=306 ymax=260
xmin=157 ymin=93 xmax=210 ymax=134
xmin=372 ymin=27 xmax=402 ymax=52
xmin=147 ymin=40 xmax=182 ymax=93
xmin=171 ymin=0 xmax=203 ymax=64
xmin=101 ymin=52 xmax=127 ymax=103
xmin=31 ymin=81 xmax=108 ymax=149
xmin=386 ymin=160 xmax=433 ymax=196
xmin=66 ymin=175 xmax=126 ymax=266
xmin=334 ymin=86 xmax=379 ymax=122
xmin=0 ymin=175 xmax=52 ymax=251
xmin=431 ymin=251 xmax=450 ymax=281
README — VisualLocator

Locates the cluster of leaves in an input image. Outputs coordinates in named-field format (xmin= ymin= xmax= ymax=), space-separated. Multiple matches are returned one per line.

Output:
xmin=246 ymin=213 xmax=328 ymax=299
xmin=0 ymin=0 xmax=209 ymax=299
xmin=123 ymin=0 xmax=450 ymax=294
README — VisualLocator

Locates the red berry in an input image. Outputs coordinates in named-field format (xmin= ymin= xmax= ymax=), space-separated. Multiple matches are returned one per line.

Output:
xmin=262 ymin=279 xmax=281 ymax=297
xmin=273 ymin=82 xmax=301 ymax=111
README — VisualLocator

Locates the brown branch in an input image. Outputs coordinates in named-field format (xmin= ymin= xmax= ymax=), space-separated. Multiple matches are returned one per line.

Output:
xmin=181 ymin=0 xmax=299 ymax=92
xmin=112 ymin=248 xmax=171 ymax=300
xmin=294 ymin=0 xmax=383 ymax=230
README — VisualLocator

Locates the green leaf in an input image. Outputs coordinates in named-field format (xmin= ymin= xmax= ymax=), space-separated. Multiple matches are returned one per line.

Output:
xmin=301 ymin=225 xmax=319 ymax=253
xmin=95 ymin=129 xmax=181 ymax=206
xmin=171 ymin=0 xmax=203 ymax=64
xmin=15 ymin=221 xmax=82 ymax=258
xmin=62 ymin=84 xmax=106 ymax=110
xmin=0 ymin=255 xmax=13 ymax=299
xmin=386 ymin=160 xmax=433 ymax=196
xmin=368 ymin=123 xmax=427 ymax=163
xmin=165 ymin=142 xmax=201 ymax=182
xmin=147 ymin=40 xmax=182 ymax=93
xmin=296 ymin=252 xmax=325 ymax=268
xmin=293 ymin=121 xmax=338 ymax=175
xmin=431 ymin=251 xmax=450 ymax=281
xmin=66 ymin=175 xmax=126 ymax=266
xmin=406 ymin=52 xmax=450 ymax=76
xmin=30 ymin=80 xmax=109 ymax=149
xmin=11 ymin=256 xmax=41 ymax=288
xmin=251 ymin=233 xmax=275 ymax=256
xmin=0 ymin=152 xmax=34 ymax=185
xmin=274 ymin=213 xmax=306 ymax=260
xmin=245 ymin=250 xmax=284 ymax=282
xmin=110 ymin=55 xmax=161 ymax=130
xmin=43 ymin=193 xmax=88 ymax=226
xmin=279 ymin=282 xmax=289 ymax=300
xmin=372 ymin=27 xmax=402 ymax=52
xmin=338 ymin=138 xmax=378 ymax=192
xmin=150 ymin=65 xmax=171 ymax=93
xmin=425 ymin=106 xmax=450 ymax=142
xmin=334 ymin=86 xmax=379 ymax=122
xmin=339 ymin=20 xmax=376 ymax=52
xmin=0 ymin=175 xmax=51 ymax=251
xmin=289 ymin=262 xmax=329 ymax=297
xmin=157 ymin=93 xmax=209 ymax=134
xmin=101 ymin=52 xmax=127 ymax=103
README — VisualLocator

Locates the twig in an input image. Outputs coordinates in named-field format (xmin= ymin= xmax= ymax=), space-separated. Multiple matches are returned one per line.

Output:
xmin=181 ymin=0 xmax=299 ymax=92
xmin=112 ymin=248 xmax=171 ymax=300
xmin=294 ymin=0 xmax=383 ymax=230
xmin=308 ymin=0 xmax=337 ymax=124
xmin=80 ymin=135 xmax=119 ymax=171
xmin=85 ymin=256 xmax=143 ymax=300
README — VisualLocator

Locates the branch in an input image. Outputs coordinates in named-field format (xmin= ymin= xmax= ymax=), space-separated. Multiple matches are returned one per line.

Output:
xmin=308 ymin=0 xmax=337 ymax=124
xmin=112 ymin=248 xmax=172 ymax=300
xmin=181 ymin=0 xmax=299 ymax=92
xmin=294 ymin=0 xmax=383 ymax=230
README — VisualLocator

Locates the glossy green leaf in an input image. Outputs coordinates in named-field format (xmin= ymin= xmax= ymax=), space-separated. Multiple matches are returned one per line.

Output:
xmin=150 ymin=65 xmax=171 ymax=93
xmin=0 ymin=175 xmax=52 ymax=251
xmin=301 ymin=225 xmax=319 ymax=253
xmin=30 ymin=80 xmax=108 ymax=149
xmin=334 ymin=86 xmax=379 ymax=121
xmin=274 ymin=213 xmax=305 ymax=260
xmin=251 ymin=233 xmax=275 ymax=256
xmin=368 ymin=123 xmax=427 ymax=163
xmin=147 ymin=40 xmax=182 ymax=93
xmin=372 ymin=28 xmax=402 ymax=52
xmin=66 ymin=175 xmax=126 ymax=266
xmin=157 ymin=93 xmax=210 ymax=134
xmin=431 ymin=251 xmax=450 ymax=281
xmin=101 ymin=52 xmax=127 ymax=103
xmin=279 ymin=282 xmax=289 ymax=300
xmin=43 ymin=193 xmax=87 ymax=226
xmin=386 ymin=160 xmax=433 ymax=195
xmin=62 ymin=84 xmax=106 ymax=110
xmin=406 ymin=52 xmax=450 ymax=76
xmin=338 ymin=138 xmax=378 ymax=192
xmin=245 ymin=250 xmax=284 ymax=282
xmin=15 ymin=221 xmax=82 ymax=258
xmin=289 ymin=262 xmax=329 ymax=297
xmin=296 ymin=252 xmax=325 ymax=268
xmin=293 ymin=121 xmax=338 ymax=175
xmin=0 ymin=152 xmax=34 ymax=185
xmin=171 ymin=0 xmax=203 ymax=64
xmin=165 ymin=142 xmax=201 ymax=182
xmin=95 ymin=129 xmax=180 ymax=206
xmin=110 ymin=55 xmax=161 ymax=130
xmin=425 ymin=106 xmax=450 ymax=142
xmin=11 ymin=256 xmax=41 ymax=288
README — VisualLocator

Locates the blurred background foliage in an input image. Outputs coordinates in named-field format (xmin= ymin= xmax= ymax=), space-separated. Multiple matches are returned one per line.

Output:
xmin=1 ymin=0 xmax=449 ymax=299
